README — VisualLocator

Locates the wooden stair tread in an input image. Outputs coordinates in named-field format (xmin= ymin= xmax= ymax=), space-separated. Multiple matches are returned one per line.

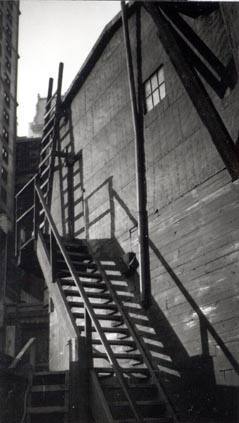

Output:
xmin=28 ymin=406 xmax=67 ymax=414
xmin=33 ymin=371 xmax=67 ymax=376
xmin=31 ymin=384 xmax=67 ymax=392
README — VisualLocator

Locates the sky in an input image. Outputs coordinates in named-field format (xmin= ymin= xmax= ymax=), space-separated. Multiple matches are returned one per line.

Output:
xmin=17 ymin=0 xmax=120 ymax=136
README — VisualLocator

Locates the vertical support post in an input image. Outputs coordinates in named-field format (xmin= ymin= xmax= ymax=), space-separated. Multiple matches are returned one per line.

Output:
xmin=57 ymin=62 xmax=64 ymax=103
xmin=50 ymin=230 xmax=57 ymax=282
xmin=68 ymin=336 xmax=89 ymax=423
xmin=66 ymin=155 xmax=75 ymax=238
xmin=200 ymin=317 xmax=210 ymax=356
xmin=121 ymin=1 xmax=151 ymax=308
xmin=85 ymin=308 xmax=93 ymax=369
xmin=33 ymin=180 xmax=39 ymax=239
xmin=15 ymin=194 xmax=18 ymax=256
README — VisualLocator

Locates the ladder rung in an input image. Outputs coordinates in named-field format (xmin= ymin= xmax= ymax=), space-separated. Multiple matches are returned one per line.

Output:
xmin=40 ymin=164 xmax=51 ymax=178
xmin=44 ymin=104 xmax=56 ymax=124
xmin=40 ymin=139 xmax=53 ymax=155
xmin=41 ymin=126 xmax=54 ymax=144
xmin=40 ymin=179 xmax=49 ymax=190
xmin=39 ymin=151 xmax=52 ymax=167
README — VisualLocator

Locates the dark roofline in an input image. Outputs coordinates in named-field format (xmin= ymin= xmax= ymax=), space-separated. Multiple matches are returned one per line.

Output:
xmin=62 ymin=2 xmax=137 ymax=108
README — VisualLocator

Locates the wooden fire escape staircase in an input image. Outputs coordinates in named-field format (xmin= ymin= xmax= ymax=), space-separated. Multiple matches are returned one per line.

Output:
xmin=15 ymin=63 xmax=179 ymax=422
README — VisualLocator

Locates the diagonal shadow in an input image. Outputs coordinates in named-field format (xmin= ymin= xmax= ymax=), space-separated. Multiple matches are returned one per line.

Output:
xmin=81 ymin=176 xmax=239 ymax=421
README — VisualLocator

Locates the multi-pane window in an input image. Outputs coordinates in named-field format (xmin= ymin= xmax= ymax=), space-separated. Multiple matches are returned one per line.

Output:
xmin=1 ymin=166 xmax=7 ymax=183
xmin=144 ymin=66 xmax=166 ymax=113
xmin=2 ymin=145 xmax=8 ymax=163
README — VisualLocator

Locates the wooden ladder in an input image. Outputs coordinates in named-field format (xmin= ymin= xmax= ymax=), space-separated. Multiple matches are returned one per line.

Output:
xmin=37 ymin=62 xmax=63 ymax=231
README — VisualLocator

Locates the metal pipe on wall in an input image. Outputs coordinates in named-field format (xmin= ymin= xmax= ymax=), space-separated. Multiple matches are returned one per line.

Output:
xmin=121 ymin=1 xmax=151 ymax=308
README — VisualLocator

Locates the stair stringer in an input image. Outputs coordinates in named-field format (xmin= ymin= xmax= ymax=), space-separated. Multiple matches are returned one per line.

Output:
xmin=36 ymin=232 xmax=115 ymax=423
xmin=36 ymin=231 xmax=79 ymax=342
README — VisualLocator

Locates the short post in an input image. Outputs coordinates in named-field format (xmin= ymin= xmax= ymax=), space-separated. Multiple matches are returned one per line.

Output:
xmin=85 ymin=308 xmax=93 ymax=369
xmin=68 ymin=336 xmax=89 ymax=423
xmin=50 ymin=230 xmax=57 ymax=282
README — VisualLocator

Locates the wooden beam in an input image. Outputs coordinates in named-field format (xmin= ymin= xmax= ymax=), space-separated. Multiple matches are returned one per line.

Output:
xmin=161 ymin=6 xmax=226 ymax=78
xmin=169 ymin=23 xmax=226 ymax=98
xmin=121 ymin=1 xmax=151 ymax=308
xmin=144 ymin=2 xmax=239 ymax=180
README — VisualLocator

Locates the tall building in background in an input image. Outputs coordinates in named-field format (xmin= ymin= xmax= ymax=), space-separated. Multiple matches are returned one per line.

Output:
xmin=28 ymin=94 xmax=46 ymax=138
xmin=0 ymin=0 xmax=19 ymax=349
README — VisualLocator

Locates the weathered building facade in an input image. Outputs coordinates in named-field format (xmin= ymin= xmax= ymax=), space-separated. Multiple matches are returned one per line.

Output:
xmin=14 ymin=2 xmax=239 ymax=422
xmin=0 ymin=0 xmax=19 ymax=349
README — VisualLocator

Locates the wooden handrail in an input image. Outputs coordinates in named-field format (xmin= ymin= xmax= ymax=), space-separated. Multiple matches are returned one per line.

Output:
xmin=35 ymin=183 xmax=142 ymax=422
xmin=9 ymin=337 xmax=36 ymax=369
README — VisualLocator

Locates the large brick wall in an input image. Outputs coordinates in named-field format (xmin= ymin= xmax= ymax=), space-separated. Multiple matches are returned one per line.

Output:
xmin=50 ymin=5 xmax=239 ymax=407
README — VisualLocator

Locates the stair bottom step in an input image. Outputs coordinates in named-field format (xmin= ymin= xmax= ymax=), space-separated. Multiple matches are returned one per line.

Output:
xmin=116 ymin=419 xmax=173 ymax=423
xmin=29 ymin=413 xmax=66 ymax=423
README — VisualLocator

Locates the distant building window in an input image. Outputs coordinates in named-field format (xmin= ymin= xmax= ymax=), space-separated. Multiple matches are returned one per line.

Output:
xmin=4 ymin=73 xmax=10 ymax=86
xmin=5 ymin=25 xmax=12 ymax=41
xmin=3 ymin=110 xmax=9 ymax=124
xmin=4 ymin=91 xmax=10 ymax=106
xmin=6 ymin=10 xmax=12 ymax=25
xmin=144 ymin=66 xmax=166 ymax=113
xmin=2 ymin=127 xmax=9 ymax=142
xmin=2 ymin=146 xmax=8 ymax=163
xmin=6 ymin=42 xmax=11 ymax=57
xmin=5 ymin=58 xmax=11 ymax=73
xmin=1 ymin=166 xmax=7 ymax=183
xmin=1 ymin=186 xmax=7 ymax=203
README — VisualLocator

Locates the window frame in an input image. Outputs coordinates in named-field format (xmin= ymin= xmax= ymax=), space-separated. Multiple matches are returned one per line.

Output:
xmin=144 ymin=65 xmax=166 ymax=114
